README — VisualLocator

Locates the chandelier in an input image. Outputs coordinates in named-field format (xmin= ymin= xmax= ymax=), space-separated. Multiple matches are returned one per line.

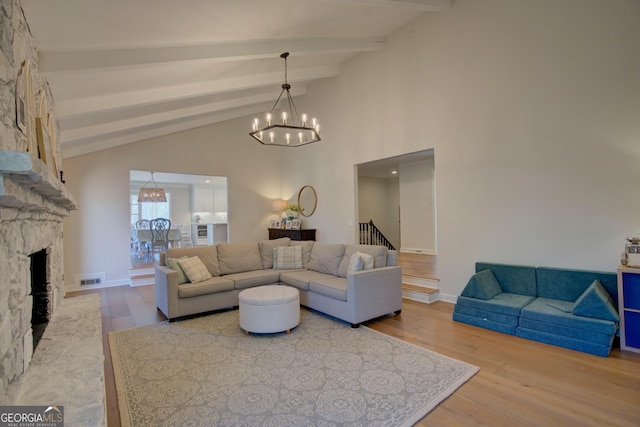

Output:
xmin=137 ymin=171 xmax=167 ymax=203
xmin=250 ymin=52 xmax=321 ymax=147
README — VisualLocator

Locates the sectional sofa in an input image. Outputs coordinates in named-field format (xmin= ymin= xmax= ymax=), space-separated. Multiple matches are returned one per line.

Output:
xmin=154 ymin=238 xmax=402 ymax=327
xmin=453 ymin=262 xmax=619 ymax=357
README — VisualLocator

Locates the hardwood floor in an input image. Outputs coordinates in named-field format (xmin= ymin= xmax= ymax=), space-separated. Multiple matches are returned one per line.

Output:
xmin=67 ymin=285 xmax=640 ymax=427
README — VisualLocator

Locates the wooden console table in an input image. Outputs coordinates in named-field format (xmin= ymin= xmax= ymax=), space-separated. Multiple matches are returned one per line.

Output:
xmin=268 ymin=228 xmax=316 ymax=241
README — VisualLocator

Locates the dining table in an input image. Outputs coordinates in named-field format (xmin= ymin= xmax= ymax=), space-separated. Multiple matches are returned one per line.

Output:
xmin=131 ymin=228 xmax=182 ymax=246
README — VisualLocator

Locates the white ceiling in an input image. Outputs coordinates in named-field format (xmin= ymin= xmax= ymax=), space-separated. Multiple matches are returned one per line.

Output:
xmin=20 ymin=0 xmax=453 ymax=159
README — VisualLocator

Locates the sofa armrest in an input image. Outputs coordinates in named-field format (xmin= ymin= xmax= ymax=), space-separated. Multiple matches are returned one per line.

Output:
xmin=154 ymin=265 xmax=181 ymax=320
xmin=347 ymin=266 xmax=403 ymax=324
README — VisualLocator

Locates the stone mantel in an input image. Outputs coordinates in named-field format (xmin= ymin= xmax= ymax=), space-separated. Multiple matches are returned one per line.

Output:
xmin=0 ymin=150 xmax=77 ymax=214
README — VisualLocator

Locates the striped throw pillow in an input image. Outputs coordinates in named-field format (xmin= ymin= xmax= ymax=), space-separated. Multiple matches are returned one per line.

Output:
xmin=177 ymin=256 xmax=213 ymax=283
xmin=273 ymin=246 xmax=303 ymax=270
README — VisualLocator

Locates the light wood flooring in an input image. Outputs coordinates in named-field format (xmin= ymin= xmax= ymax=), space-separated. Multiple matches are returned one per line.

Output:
xmin=67 ymin=284 xmax=640 ymax=427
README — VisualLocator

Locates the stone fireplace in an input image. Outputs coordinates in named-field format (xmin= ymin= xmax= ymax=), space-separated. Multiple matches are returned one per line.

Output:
xmin=0 ymin=151 xmax=77 ymax=404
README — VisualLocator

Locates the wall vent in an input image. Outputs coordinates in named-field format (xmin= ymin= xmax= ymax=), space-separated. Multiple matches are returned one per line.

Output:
xmin=74 ymin=273 xmax=107 ymax=288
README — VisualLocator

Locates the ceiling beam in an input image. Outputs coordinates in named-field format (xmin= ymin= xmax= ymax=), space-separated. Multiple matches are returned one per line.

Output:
xmin=59 ymin=86 xmax=307 ymax=143
xmin=55 ymin=64 xmax=340 ymax=119
xmin=39 ymin=37 xmax=385 ymax=73
xmin=60 ymin=104 xmax=272 ymax=159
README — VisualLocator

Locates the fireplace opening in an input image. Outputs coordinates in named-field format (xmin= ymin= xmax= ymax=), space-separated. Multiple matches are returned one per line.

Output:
xmin=30 ymin=249 xmax=50 ymax=350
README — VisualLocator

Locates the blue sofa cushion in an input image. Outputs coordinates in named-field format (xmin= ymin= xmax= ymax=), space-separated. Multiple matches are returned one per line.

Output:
xmin=572 ymin=280 xmax=619 ymax=322
xmin=461 ymin=269 xmax=502 ymax=300
xmin=476 ymin=262 xmax=537 ymax=296
xmin=535 ymin=267 xmax=618 ymax=304
xmin=456 ymin=294 xmax=535 ymax=317
xmin=520 ymin=297 xmax=617 ymax=336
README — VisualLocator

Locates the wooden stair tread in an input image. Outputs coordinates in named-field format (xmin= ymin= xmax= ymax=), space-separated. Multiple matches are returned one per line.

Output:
xmin=402 ymin=284 xmax=438 ymax=293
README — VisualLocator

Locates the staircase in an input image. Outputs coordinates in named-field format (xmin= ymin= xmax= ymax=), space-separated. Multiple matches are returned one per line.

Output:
xmin=397 ymin=252 xmax=439 ymax=303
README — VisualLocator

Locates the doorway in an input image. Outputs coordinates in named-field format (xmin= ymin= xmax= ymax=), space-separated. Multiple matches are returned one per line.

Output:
xmin=129 ymin=170 xmax=228 ymax=269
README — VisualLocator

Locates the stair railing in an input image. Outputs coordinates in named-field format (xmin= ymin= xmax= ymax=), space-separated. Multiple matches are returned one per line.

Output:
xmin=359 ymin=219 xmax=395 ymax=250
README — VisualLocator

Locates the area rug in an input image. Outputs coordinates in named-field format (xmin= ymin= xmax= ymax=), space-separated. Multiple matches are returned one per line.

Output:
xmin=109 ymin=309 xmax=478 ymax=426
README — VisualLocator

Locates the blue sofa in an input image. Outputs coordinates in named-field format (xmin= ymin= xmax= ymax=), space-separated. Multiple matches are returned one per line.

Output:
xmin=453 ymin=262 xmax=619 ymax=357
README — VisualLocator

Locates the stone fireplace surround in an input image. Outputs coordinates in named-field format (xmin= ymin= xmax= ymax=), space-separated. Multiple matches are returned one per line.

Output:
xmin=0 ymin=150 xmax=77 ymax=403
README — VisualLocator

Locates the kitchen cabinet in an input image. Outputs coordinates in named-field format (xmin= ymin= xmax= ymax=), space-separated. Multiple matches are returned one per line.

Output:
xmin=214 ymin=188 xmax=227 ymax=212
xmin=192 ymin=186 xmax=214 ymax=212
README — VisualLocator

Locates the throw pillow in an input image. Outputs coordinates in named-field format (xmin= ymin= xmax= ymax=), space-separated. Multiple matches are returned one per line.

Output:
xmin=572 ymin=280 xmax=619 ymax=322
xmin=356 ymin=252 xmax=374 ymax=270
xmin=461 ymin=269 xmax=503 ymax=300
xmin=166 ymin=256 xmax=189 ymax=284
xmin=347 ymin=253 xmax=364 ymax=274
xmin=178 ymin=256 xmax=213 ymax=283
xmin=273 ymin=246 xmax=303 ymax=270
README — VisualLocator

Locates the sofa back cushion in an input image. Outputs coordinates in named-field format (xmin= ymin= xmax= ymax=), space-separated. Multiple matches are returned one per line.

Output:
xmin=164 ymin=245 xmax=221 ymax=277
xmin=337 ymin=245 xmax=388 ymax=278
xmin=290 ymin=241 xmax=314 ymax=268
xmin=308 ymin=243 xmax=345 ymax=276
xmin=476 ymin=262 xmax=536 ymax=296
xmin=258 ymin=237 xmax=290 ymax=269
xmin=536 ymin=267 xmax=618 ymax=304
xmin=217 ymin=242 xmax=264 ymax=275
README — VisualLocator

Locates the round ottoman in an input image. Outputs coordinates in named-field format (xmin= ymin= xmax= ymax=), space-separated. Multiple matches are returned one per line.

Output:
xmin=239 ymin=285 xmax=300 ymax=334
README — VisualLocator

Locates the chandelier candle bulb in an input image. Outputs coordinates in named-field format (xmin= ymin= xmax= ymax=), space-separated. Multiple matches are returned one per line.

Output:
xmin=249 ymin=52 xmax=321 ymax=146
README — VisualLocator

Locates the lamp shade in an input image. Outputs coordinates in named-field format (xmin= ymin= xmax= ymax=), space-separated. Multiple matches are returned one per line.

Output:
xmin=272 ymin=199 xmax=287 ymax=212
xmin=137 ymin=171 xmax=167 ymax=202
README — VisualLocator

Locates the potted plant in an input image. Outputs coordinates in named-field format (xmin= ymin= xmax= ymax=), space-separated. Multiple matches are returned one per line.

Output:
xmin=285 ymin=205 xmax=303 ymax=220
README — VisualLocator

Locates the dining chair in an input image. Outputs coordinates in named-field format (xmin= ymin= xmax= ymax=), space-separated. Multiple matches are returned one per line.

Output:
xmin=149 ymin=218 xmax=172 ymax=255
xmin=134 ymin=219 xmax=151 ymax=258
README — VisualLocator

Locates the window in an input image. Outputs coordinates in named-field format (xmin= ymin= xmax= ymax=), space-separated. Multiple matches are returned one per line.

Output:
xmin=130 ymin=193 xmax=171 ymax=225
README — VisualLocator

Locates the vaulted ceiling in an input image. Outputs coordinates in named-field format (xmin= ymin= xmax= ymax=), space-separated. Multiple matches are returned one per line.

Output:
xmin=21 ymin=0 xmax=453 ymax=159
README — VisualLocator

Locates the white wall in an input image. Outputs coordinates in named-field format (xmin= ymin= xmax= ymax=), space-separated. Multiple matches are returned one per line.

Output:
xmin=358 ymin=176 xmax=400 ymax=248
xmin=399 ymin=158 xmax=435 ymax=253
xmin=63 ymin=0 xmax=640 ymax=300
xmin=63 ymin=118 xmax=283 ymax=288
xmin=280 ymin=0 xmax=640 ymax=300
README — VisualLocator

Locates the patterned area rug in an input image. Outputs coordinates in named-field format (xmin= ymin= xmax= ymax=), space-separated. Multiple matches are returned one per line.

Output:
xmin=109 ymin=309 xmax=478 ymax=426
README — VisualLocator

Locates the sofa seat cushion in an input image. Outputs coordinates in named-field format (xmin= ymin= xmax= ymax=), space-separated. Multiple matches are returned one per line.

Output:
xmin=520 ymin=298 xmax=618 ymax=336
xmin=452 ymin=305 xmax=519 ymax=335
xmin=280 ymin=270 xmax=332 ymax=291
xmin=456 ymin=293 xmax=535 ymax=317
xmin=178 ymin=277 xmax=235 ymax=298
xmin=224 ymin=270 xmax=281 ymax=290
xmin=218 ymin=242 xmax=264 ymax=275
xmin=309 ymin=277 xmax=348 ymax=301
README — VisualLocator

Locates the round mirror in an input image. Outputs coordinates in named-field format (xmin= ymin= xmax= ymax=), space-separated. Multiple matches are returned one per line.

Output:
xmin=297 ymin=185 xmax=317 ymax=217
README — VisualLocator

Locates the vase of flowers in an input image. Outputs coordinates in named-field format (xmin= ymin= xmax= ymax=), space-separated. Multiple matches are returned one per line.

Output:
xmin=285 ymin=205 xmax=303 ymax=220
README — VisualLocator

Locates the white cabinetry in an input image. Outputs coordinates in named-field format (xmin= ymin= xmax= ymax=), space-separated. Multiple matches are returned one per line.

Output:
xmin=192 ymin=186 xmax=214 ymax=212
xmin=214 ymin=188 xmax=227 ymax=212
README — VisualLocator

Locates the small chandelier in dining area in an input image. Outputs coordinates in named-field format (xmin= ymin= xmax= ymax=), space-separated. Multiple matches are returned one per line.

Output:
xmin=249 ymin=52 xmax=321 ymax=147
xmin=137 ymin=171 xmax=167 ymax=202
